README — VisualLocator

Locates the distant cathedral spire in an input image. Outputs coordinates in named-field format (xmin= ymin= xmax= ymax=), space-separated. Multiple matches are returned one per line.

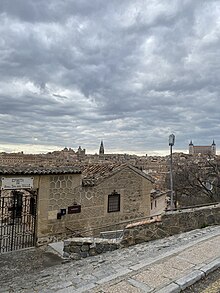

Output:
xmin=99 ymin=140 xmax=104 ymax=155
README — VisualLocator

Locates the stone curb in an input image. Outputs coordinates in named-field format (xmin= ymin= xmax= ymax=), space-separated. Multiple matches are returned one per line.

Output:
xmin=155 ymin=282 xmax=181 ymax=293
xmin=175 ymin=270 xmax=205 ymax=290
xmin=200 ymin=257 xmax=220 ymax=275
xmin=93 ymin=240 xmax=220 ymax=293
xmin=155 ymin=258 xmax=220 ymax=293
xmin=96 ymin=268 xmax=132 ymax=285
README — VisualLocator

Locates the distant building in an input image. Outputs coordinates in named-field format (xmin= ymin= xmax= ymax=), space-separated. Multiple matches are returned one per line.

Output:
xmin=77 ymin=146 xmax=86 ymax=159
xmin=189 ymin=140 xmax=216 ymax=155
xmin=99 ymin=140 xmax=104 ymax=155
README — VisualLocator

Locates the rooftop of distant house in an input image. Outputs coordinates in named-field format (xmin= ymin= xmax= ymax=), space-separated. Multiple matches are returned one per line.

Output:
xmin=0 ymin=166 xmax=81 ymax=175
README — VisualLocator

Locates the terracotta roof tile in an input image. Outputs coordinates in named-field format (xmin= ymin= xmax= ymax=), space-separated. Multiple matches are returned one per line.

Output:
xmin=0 ymin=166 xmax=81 ymax=175
xmin=81 ymin=163 xmax=154 ymax=186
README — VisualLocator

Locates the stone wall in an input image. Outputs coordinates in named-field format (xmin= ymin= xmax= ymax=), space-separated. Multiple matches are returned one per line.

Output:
xmin=63 ymin=237 xmax=120 ymax=260
xmin=62 ymin=167 xmax=153 ymax=236
xmin=121 ymin=204 xmax=220 ymax=247
xmin=37 ymin=167 xmax=153 ymax=244
xmin=36 ymin=173 xmax=82 ymax=245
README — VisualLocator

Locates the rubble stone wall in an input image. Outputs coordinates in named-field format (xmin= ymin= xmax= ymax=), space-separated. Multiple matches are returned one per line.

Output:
xmin=63 ymin=237 xmax=120 ymax=260
xmin=121 ymin=204 xmax=220 ymax=247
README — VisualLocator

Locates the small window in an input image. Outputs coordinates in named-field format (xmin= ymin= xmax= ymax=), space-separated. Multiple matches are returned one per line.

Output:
xmin=151 ymin=202 xmax=153 ymax=210
xmin=155 ymin=200 xmax=157 ymax=208
xmin=108 ymin=190 xmax=120 ymax=213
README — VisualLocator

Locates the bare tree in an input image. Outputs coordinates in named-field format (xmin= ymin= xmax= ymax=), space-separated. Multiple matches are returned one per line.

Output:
xmin=170 ymin=155 xmax=220 ymax=207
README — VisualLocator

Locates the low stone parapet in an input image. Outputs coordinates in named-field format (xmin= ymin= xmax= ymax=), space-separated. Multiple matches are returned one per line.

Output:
xmin=60 ymin=204 xmax=220 ymax=258
xmin=63 ymin=237 xmax=120 ymax=260
xmin=121 ymin=204 xmax=220 ymax=247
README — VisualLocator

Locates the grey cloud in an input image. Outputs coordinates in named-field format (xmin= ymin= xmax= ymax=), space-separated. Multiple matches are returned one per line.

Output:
xmin=0 ymin=0 xmax=220 ymax=153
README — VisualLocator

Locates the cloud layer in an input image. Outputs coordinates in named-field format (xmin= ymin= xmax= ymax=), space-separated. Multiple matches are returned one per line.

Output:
xmin=1 ymin=0 xmax=220 ymax=154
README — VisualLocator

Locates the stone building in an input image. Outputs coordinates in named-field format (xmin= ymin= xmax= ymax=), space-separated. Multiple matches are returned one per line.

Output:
xmin=0 ymin=166 xmax=82 ymax=252
xmin=150 ymin=190 xmax=167 ymax=216
xmin=189 ymin=140 xmax=216 ymax=155
xmin=68 ymin=164 xmax=155 ymax=236
xmin=0 ymin=152 xmax=42 ymax=166
xmin=77 ymin=146 xmax=86 ymax=159
xmin=0 ymin=164 xmax=161 ymax=251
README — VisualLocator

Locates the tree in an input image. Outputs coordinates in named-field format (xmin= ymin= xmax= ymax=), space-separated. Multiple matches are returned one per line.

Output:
xmin=170 ymin=155 xmax=220 ymax=207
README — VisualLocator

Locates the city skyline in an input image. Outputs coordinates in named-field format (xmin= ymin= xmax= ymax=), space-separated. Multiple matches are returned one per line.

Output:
xmin=0 ymin=139 xmax=218 ymax=156
xmin=1 ymin=1 xmax=220 ymax=155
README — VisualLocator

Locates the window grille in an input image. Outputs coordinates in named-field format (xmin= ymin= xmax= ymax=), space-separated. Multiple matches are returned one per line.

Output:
xmin=108 ymin=190 xmax=120 ymax=212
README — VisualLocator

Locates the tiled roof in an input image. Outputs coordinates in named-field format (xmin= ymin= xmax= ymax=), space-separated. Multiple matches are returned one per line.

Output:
xmin=82 ymin=163 xmax=154 ymax=186
xmin=128 ymin=165 xmax=154 ymax=183
xmin=0 ymin=166 xmax=81 ymax=175
xmin=82 ymin=163 xmax=123 ymax=186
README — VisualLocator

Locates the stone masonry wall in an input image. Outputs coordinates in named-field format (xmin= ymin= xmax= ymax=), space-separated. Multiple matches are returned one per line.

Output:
xmin=36 ymin=173 xmax=82 ymax=245
xmin=121 ymin=204 xmax=220 ymax=247
xmin=37 ymin=167 xmax=153 ymax=244
xmin=63 ymin=237 xmax=120 ymax=260
xmin=62 ymin=167 xmax=153 ymax=236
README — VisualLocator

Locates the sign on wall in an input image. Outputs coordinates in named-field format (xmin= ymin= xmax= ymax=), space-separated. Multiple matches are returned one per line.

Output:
xmin=1 ymin=177 xmax=34 ymax=190
xmin=68 ymin=205 xmax=81 ymax=214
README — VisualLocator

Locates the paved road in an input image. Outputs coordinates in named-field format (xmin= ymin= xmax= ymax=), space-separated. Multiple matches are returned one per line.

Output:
xmin=1 ymin=225 xmax=220 ymax=292
xmin=0 ymin=247 xmax=63 ymax=285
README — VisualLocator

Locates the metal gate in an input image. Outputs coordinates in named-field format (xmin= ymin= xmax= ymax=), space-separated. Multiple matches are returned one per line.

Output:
xmin=0 ymin=190 xmax=37 ymax=253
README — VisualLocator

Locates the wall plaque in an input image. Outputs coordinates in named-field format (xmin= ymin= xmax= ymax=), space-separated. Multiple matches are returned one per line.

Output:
xmin=1 ymin=177 xmax=34 ymax=190
xmin=68 ymin=205 xmax=81 ymax=214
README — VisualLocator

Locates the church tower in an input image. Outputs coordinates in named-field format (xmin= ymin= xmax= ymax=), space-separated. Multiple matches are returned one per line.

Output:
xmin=99 ymin=140 xmax=104 ymax=155
xmin=211 ymin=140 xmax=216 ymax=155
xmin=189 ymin=140 xmax=194 ymax=154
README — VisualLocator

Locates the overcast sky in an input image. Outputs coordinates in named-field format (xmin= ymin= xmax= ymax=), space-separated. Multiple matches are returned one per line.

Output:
xmin=0 ymin=0 xmax=220 ymax=155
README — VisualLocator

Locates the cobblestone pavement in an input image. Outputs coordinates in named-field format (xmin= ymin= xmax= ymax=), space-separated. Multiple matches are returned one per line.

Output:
xmin=183 ymin=268 xmax=220 ymax=293
xmin=0 ymin=247 xmax=63 ymax=284
xmin=1 ymin=225 xmax=220 ymax=292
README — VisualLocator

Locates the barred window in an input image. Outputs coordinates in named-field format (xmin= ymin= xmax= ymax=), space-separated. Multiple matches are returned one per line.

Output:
xmin=108 ymin=190 xmax=120 ymax=213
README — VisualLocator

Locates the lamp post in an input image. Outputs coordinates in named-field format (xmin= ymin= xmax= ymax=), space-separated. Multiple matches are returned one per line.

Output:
xmin=169 ymin=134 xmax=175 ymax=210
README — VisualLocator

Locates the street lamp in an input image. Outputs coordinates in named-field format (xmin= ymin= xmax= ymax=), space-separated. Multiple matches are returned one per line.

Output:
xmin=169 ymin=134 xmax=175 ymax=210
